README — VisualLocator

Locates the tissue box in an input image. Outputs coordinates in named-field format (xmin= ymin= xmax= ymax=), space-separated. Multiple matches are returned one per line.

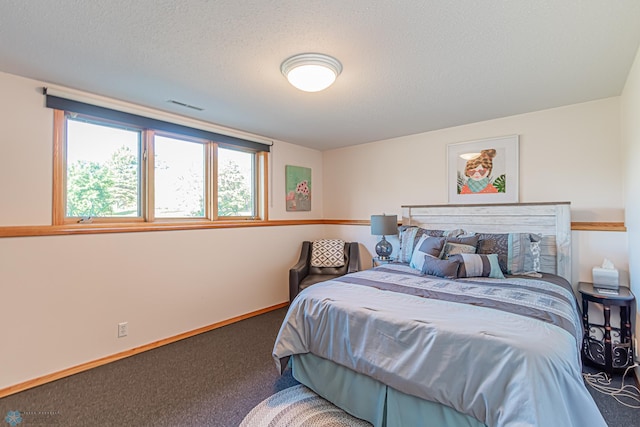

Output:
xmin=592 ymin=267 xmax=619 ymax=290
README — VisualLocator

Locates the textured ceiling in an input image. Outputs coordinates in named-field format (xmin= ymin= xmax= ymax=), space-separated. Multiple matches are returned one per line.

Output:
xmin=1 ymin=1 xmax=639 ymax=150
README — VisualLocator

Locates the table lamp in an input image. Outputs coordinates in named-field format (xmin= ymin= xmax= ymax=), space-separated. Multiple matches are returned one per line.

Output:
xmin=370 ymin=214 xmax=397 ymax=260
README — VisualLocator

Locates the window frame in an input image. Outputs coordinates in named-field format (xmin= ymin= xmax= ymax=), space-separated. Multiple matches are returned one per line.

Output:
xmin=52 ymin=109 xmax=268 ymax=226
xmin=150 ymin=131 xmax=209 ymax=221
xmin=215 ymin=143 xmax=261 ymax=221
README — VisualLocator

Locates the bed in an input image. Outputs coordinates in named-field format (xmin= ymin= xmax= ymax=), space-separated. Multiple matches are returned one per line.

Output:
xmin=273 ymin=202 xmax=606 ymax=427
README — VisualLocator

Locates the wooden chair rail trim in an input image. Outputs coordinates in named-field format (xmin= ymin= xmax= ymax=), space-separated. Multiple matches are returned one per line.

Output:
xmin=570 ymin=222 xmax=627 ymax=232
xmin=0 ymin=220 xmax=325 ymax=238
xmin=0 ymin=220 xmax=625 ymax=238
xmin=0 ymin=302 xmax=289 ymax=398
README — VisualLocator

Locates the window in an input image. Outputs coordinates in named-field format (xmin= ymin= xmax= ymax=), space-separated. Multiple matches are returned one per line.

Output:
xmin=217 ymin=147 xmax=255 ymax=218
xmin=65 ymin=118 xmax=141 ymax=218
xmin=154 ymin=135 xmax=205 ymax=218
xmin=49 ymin=95 xmax=269 ymax=226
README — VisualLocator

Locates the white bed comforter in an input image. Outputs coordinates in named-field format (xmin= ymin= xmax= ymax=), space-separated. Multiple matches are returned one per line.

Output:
xmin=273 ymin=265 xmax=606 ymax=427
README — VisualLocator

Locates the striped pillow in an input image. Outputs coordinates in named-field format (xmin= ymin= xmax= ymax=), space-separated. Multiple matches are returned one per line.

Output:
xmin=449 ymin=254 xmax=505 ymax=279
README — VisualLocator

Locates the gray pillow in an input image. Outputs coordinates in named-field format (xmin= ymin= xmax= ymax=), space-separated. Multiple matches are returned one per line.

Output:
xmin=421 ymin=255 xmax=460 ymax=279
xmin=409 ymin=236 xmax=446 ymax=270
xmin=418 ymin=236 xmax=446 ymax=257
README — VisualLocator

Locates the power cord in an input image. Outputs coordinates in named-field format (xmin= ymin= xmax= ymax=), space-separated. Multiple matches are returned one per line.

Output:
xmin=583 ymin=364 xmax=640 ymax=409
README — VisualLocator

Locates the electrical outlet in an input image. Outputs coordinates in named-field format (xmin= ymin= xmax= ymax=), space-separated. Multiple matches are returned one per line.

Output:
xmin=118 ymin=322 xmax=128 ymax=338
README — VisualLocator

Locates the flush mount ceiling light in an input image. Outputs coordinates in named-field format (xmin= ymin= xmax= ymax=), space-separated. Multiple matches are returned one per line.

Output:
xmin=281 ymin=53 xmax=343 ymax=92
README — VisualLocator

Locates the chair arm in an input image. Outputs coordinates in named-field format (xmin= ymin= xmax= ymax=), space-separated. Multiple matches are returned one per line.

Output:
xmin=347 ymin=242 xmax=361 ymax=273
xmin=289 ymin=242 xmax=311 ymax=302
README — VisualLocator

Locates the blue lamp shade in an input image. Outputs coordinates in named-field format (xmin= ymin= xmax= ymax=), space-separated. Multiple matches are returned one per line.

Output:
xmin=371 ymin=214 xmax=398 ymax=260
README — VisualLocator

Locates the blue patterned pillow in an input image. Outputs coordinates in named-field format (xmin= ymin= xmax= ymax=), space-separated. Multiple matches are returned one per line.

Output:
xmin=449 ymin=254 xmax=505 ymax=279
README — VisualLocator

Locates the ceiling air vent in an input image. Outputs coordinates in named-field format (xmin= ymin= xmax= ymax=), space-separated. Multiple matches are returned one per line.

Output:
xmin=167 ymin=100 xmax=204 ymax=111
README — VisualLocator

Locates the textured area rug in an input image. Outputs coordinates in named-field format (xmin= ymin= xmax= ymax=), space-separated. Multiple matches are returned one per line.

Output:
xmin=240 ymin=384 xmax=372 ymax=426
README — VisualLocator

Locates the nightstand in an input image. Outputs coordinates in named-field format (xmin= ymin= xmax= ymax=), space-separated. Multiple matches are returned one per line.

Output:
xmin=578 ymin=282 xmax=635 ymax=374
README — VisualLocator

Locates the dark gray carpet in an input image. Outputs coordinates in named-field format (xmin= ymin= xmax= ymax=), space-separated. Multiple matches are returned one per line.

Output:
xmin=0 ymin=308 xmax=298 ymax=427
xmin=583 ymin=364 xmax=640 ymax=426
xmin=1 ymin=307 xmax=637 ymax=426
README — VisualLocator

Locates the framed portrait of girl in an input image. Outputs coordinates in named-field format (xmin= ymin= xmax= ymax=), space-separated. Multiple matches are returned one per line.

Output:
xmin=447 ymin=135 xmax=519 ymax=204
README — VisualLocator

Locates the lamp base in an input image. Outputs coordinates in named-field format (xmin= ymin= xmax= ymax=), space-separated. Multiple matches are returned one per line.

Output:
xmin=375 ymin=236 xmax=393 ymax=260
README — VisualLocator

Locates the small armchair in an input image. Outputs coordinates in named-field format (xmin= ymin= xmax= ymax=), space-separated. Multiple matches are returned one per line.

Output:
xmin=289 ymin=241 xmax=360 ymax=302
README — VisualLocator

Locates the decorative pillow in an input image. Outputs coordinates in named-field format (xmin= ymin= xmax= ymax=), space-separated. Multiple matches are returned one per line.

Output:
xmin=421 ymin=255 xmax=460 ymax=279
xmin=398 ymin=226 xmax=420 ymax=263
xmin=440 ymin=235 xmax=479 ymax=259
xmin=409 ymin=236 xmax=446 ymax=271
xmin=443 ymin=229 xmax=467 ymax=238
xmin=538 ymin=235 xmax=557 ymax=275
xmin=398 ymin=226 xmax=447 ymax=263
xmin=441 ymin=242 xmax=477 ymax=259
xmin=508 ymin=233 xmax=542 ymax=276
xmin=476 ymin=233 xmax=509 ymax=273
xmin=449 ymin=254 xmax=505 ymax=279
xmin=311 ymin=239 xmax=345 ymax=267
xmin=445 ymin=234 xmax=480 ymax=248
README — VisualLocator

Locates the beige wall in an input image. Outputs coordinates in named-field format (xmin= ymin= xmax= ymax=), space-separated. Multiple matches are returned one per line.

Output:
xmin=0 ymin=71 xmax=326 ymax=389
xmin=323 ymin=98 xmax=623 ymax=221
xmin=622 ymin=43 xmax=640 ymax=298
xmin=0 ymin=226 xmax=324 ymax=388
xmin=323 ymin=98 xmax=629 ymax=286
xmin=621 ymin=43 xmax=640 ymax=355
xmin=0 ymin=73 xmax=54 ymax=225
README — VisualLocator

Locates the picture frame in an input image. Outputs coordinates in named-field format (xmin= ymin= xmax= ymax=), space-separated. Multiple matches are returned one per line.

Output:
xmin=285 ymin=165 xmax=311 ymax=211
xmin=447 ymin=135 xmax=519 ymax=204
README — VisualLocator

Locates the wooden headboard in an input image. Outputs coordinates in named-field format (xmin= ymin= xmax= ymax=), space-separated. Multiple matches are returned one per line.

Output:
xmin=401 ymin=202 xmax=572 ymax=283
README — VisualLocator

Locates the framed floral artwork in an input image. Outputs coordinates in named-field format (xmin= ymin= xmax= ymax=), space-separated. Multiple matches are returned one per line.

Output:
xmin=285 ymin=165 xmax=311 ymax=211
xmin=447 ymin=135 xmax=519 ymax=204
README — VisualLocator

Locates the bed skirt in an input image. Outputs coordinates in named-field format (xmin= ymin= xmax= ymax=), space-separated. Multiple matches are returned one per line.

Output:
xmin=291 ymin=353 xmax=486 ymax=427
